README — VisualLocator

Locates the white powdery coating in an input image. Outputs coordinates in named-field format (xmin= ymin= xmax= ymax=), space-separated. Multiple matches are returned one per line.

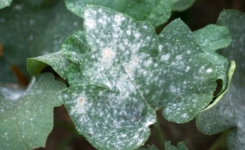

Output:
xmin=67 ymin=7 xmax=159 ymax=149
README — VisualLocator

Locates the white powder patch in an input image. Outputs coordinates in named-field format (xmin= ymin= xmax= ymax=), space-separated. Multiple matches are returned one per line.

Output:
xmin=101 ymin=48 xmax=116 ymax=65
xmin=71 ymin=96 xmax=87 ymax=115
xmin=85 ymin=19 xmax=96 ymax=29
xmin=160 ymin=54 xmax=170 ymax=61
xmin=206 ymin=68 xmax=213 ymax=73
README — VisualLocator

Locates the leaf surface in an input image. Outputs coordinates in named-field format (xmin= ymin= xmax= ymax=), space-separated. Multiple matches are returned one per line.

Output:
xmin=0 ymin=0 xmax=83 ymax=84
xmin=0 ymin=0 xmax=12 ymax=9
xmin=65 ymin=0 xmax=178 ymax=27
xmin=193 ymin=24 xmax=231 ymax=94
xmin=158 ymin=19 xmax=217 ymax=123
xmin=0 ymin=73 xmax=66 ymax=150
xmin=196 ymin=10 xmax=245 ymax=150
xmin=27 ymin=51 xmax=70 ymax=79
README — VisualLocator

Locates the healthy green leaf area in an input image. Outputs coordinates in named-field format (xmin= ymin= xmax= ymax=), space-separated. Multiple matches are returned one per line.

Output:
xmin=196 ymin=10 xmax=245 ymax=150
xmin=27 ymin=6 xmax=230 ymax=150
xmin=0 ymin=73 xmax=66 ymax=150
xmin=0 ymin=0 xmax=12 ymax=9
xmin=65 ymin=0 xmax=179 ymax=28
xmin=0 ymin=0 xmax=83 ymax=84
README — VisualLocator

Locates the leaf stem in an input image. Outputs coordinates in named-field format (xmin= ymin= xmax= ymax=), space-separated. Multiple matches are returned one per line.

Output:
xmin=153 ymin=118 xmax=166 ymax=150
xmin=208 ymin=130 xmax=229 ymax=150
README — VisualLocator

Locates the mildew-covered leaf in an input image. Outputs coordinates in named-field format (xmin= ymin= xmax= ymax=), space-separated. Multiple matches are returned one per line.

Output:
xmin=158 ymin=19 xmax=217 ymax=123
xmin=172 ymin=0 xmax=195 ymax=12
xmin=196 ymin=10 xmax=245 ymax=150
xmin=193 ymin=24 xmax=231 ymax=95
xmin=165 ymin=141 xmax=188 ymax=150
xmin=65 ymin=0 xmax=178 ymax=27
xmin=61 ymin=31 xmax=90 ymax=64
xmin=62 ymin=6 xmax=158 ymax=149
xmin=0 ymin=0 xmax=12 ymax=9
xmin=27 ymin=51 xmax=70 ymax=79
xmin=0 ymin=0 xmax=83 ymax=84
xmin=62 ymin=85 xmax=156 ymax=150
xmin=0 ymin=73 xmax=66 ymax=150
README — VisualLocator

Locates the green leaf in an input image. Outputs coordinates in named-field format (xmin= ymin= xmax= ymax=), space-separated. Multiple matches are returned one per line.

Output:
xmin=60 ymin=5 xmax=218 ymax=127
xmin=0 ymin=0 xmax=83 ymax=83
xmin=158 ymin=19 xmax=217 ymax=123
xmin=0 ymin=0 xmax=12 ymax=9
xmin=61 ymin=31 xmax=90 ymax=65
xmin=62 ymin=85 xmax=156 ymax=150
xmin=27 ymin=51 xmax=70 ymax=79
xmin=165 ymin=141 xmax=188 ymax=150
xmin=193 ymin=24 xmax=231 ymax=95
xmin=62 ymin=6 xmax=157 ymax=149
xmin=0 ymin=73 xmax=66 ymax=150
xmin=196 ymin=10 xmax=245 ymax=150
xmin=193 ymin=24 xmax=231 ymax=52
xmin=65 ymin=0 xmax=178 ymax=27
xmin=172 ymin=0 xmax=195 ymax=12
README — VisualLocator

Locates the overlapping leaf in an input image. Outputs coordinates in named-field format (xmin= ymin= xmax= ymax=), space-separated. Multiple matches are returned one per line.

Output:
xmin=0 ymin=73 xmax=66 ymax=150
xmin=27 ymin=5 xmax=229 ymax=149
xmin=157 ymin=19 xmax=217 ymax=123
xmin=65 ymin=0 xmax=179 ymax=27
xmin=0 ymin=0 xmax=83 ymax=84
xmin=193 ymin=24 xmax=231 ymax=95
xmin=27 ymin=51 xmax=70 ymax=79
xmin=196 ymin=10 xmax=245 ymax=150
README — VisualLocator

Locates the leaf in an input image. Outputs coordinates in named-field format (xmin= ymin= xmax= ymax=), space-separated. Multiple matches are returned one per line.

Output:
xmin=165 ymin=141 xmax=188 ymax=150
xmin=172 ymin=0 xmax=195 ymax=12
xmin=0 ymin=0 xmax=83 ymax=84
xmin=62 ymin=6 xmax=158 ymax=149
xmin=0 ymin=0 xmax=12 ymax=9
xmin=193 ymin=24 xmax=231 ymax=95
xmin=63 ymin=85 xmax=156 ymax=150
xmin=193 ymin=24 xmax=231 ymax=52
xmin=27 ymin=51 xmax=70 ymax=79
xmin=0 ymin=73 xmax=66 ymax=150
xmin=61 ymin=31 xmax=90 ymax=64
xmin=158 ymin=19 xmax=217 ymax=123
xmin=65 ymin=0 xmax=178 ymax=27
xmin=196 ymin=10 xmax=245 ymax=150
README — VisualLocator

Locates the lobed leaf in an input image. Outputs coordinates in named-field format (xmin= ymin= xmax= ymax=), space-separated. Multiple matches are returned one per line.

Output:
xmin=56 ymin=6 xmax=222 ymax=150
xmin=193 ymin=24 xmax=231 ymax=95
xmin=196 ymin=10 xmax=245 ymax=150
xmin=158 ymin=19 xmax=217 ymax=123
xmin=0 ymin=73 xmax=66 ymax=150
xmin=65 ymin=0 xmax=178 ymax=27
